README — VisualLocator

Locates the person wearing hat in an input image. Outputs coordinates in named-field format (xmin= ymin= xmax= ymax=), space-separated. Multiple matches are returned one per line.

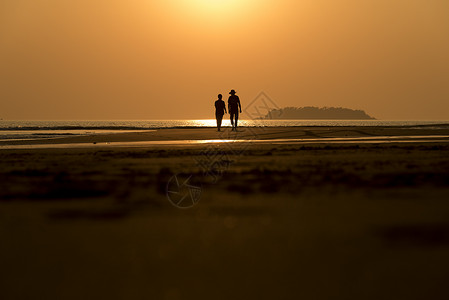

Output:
xmin=228 ymin=89 xmax=242 ymax=131
xmin=214 ymin=94 xmax=227 ymax=131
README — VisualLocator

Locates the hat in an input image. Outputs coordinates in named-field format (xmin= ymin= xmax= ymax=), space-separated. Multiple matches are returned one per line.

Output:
xmin=229 ymin=89 xmax=236 ymax=95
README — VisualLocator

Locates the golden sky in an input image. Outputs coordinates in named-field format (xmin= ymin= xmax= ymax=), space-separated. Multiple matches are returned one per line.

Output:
xmin=1 ymin=0 xmax=448 ymax=120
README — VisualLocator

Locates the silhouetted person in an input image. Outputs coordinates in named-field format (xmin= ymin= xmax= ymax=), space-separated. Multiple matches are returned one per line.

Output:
xmin=215 ymin=94 xmax=227 ymax=131
xmin=228 ymin=89 xmax=242 ymax=131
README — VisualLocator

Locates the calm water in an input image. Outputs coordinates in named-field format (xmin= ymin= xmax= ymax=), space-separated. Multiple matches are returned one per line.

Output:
xmin=1 ymin=119 xmax=449 ymax=140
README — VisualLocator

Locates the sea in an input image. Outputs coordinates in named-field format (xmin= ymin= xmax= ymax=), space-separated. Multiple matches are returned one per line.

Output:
xmin=1 ymin=119 xmax=449 ymax=141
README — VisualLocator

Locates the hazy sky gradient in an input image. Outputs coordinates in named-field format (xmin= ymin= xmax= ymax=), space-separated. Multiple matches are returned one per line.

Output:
xmin=1 ymin=0 xmax=448 ymax=120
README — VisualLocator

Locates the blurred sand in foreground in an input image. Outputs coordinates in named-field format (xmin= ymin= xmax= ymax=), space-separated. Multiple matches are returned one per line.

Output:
xmin=1 ymin=127 xmax=449 ymax=300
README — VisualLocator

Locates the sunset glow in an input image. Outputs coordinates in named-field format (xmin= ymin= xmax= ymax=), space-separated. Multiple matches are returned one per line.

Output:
xmin=166 ymin=0 xmax=263 ymax=26
xmin=189 ymin=0 xmax=247 ymax=11
xmin=1 ymin=0 xmax=449 ymax=120
xmin=176 ymin=0 xmax=257 ymax=14
xmin=2 ymin=1 xmax=449 ymax=299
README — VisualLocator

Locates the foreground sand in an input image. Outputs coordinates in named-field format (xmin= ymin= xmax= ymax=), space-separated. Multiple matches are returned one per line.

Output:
xmin=1 ymin=127 xmax=449 ymax=299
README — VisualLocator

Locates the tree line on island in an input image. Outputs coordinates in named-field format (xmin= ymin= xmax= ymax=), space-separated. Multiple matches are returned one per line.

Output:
xmin=260 ymin=106 xmax=375 ymax=120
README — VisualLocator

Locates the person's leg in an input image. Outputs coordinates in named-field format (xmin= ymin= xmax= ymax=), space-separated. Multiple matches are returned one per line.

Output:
xmin=235 ymin=111 xmax=239 ymax=129
xmin=217 ymin=114 xmax=223 ymax=131
xmin=230 ymin=111 xmax=235 ymax=129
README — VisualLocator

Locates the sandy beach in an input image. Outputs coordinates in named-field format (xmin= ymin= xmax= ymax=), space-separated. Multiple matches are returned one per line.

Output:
xmin=1 ymin=126 xmax=449 ymax=299
xmin=2 ymin=125 xmax=449 ymax=146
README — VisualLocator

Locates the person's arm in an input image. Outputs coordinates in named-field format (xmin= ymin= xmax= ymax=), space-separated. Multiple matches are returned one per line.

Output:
xmin=224 ymin=103 xmax=227 ymax=114
xmin=238 ymin=98 xmax=242 ymax=113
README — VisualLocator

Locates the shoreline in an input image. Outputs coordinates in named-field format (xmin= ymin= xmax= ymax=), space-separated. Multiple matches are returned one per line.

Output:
xmin=2 ymin=125 xmax=449 ymax=147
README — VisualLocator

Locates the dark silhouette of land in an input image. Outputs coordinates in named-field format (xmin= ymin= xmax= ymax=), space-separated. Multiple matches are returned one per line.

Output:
xmin=261 ymin=106 xmax=375 ymax=120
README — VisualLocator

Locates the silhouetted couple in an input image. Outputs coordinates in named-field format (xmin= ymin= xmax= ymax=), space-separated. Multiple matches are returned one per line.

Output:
xmin=214 ymin=89 xmax=242 ymax=132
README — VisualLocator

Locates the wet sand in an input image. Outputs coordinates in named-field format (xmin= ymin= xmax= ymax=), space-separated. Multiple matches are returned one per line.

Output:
xmin=0 ymin=125 xmax=448 ymax=144
xmin=1 ymin=126 xmax=449 ymax=299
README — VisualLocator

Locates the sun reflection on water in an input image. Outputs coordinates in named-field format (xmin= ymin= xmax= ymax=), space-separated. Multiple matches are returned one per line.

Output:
xmin=191 ymin=119 xmax=217 ymax=127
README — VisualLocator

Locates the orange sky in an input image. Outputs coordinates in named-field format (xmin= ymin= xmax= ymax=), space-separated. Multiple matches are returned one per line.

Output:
xmin=1 ymin=0 xmax=448 ymax=120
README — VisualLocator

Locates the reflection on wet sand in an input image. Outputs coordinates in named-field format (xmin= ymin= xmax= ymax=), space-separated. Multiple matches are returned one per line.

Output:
xmin=2 ymin=135 xmax=449 ymax=150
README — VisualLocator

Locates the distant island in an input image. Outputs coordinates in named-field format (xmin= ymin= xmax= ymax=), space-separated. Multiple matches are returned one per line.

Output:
xmin=260 ymin=106 xmax=375 ymax=120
